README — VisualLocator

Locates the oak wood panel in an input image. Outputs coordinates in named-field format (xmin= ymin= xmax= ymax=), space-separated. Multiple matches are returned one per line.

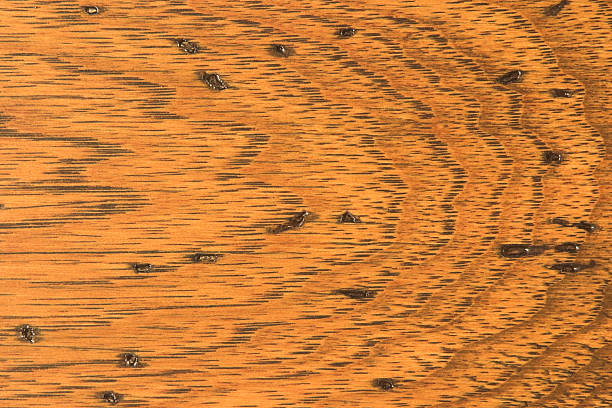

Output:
xmin=0 ymin=0 xmax=610 ymax=407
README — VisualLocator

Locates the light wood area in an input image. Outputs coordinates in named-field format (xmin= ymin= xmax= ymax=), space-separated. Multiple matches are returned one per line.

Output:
xmin=0 ymin=0 xmax=610 ymax=407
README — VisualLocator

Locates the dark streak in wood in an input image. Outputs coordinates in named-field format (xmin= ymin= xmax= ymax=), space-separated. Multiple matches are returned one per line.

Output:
xmin=132 ymin=263 xmax=152 ymax=273
xmin=200 ymin=72 xmax=229 ymax=91
xmin=267 ymin=211 xmax=312 ymax=234
xmin=550 ymin=260 xmax=595 ymax=273
xmin=192 ymin=253 xmax=223 ymax=263
xmin=497 ymin=69 xmax=523 ymax=85
xmin=499 ymin=244 xmax=546 ymax=258
xmin=335 ymin=288 xmax=376 ymax=299
xmin=554 ymin=242 xmax=580 ymax=253
xmin=550 ymin=218 xmax=597 ymax=232
xmin=550 ymin=88 xmax=574 ymax=98
xmin=544 ymin=0 xmax=570 ymax=17
xmin=573 ymin=221 xmax=598 ymax=233
xmin=551 ymin=217 xmax=573 ymax=227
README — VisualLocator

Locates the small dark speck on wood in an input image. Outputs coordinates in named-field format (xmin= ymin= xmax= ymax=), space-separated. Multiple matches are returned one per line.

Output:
xmin=121 ymin=352 xmax=140 ymax=368
xmin=545 ymin=0 xmax=570 ymax=16
xmin=337 ymin=27 xmax=358 ymax=38
xmin=271 ymin=44 xmax=294 ymax=58
xmin=201 ymin=72 xmax=228 ymax=90
xmin=554 ymin=242 xmax=580 ymax=253
xmin=192 ymin=253 xmax=223 ymax=263
xmin=550 ymin=217 xmax=572 ymax=227
xmin=82 ymin=6 xmax=100 ymax=15
xmin=102 ymin=391 xmax=121 ymax=404
xmin=267 ymin=210 xmax=311 ymax=234
xmin=500 ymin=244 xmax=546 ymax=258
xmin=497 ymin=69 xmax=523 ymax=85
xmin=550 ymin=88 xmax=574 ymax=98
xmin=336 ymin=288 xmax=375 ymax=300
xmin=573 ymin=221 xmax=598 ymax=233
xmin=373 ymin=378 xmax=396 ymax=390
xmin=550 ymin=260 xmax=595 ymax=273
xmin=17 ymin=324 xmax=39 ymax=343
xmin=550 ymin=218 xmax=598 ymax=233
xmin=339 ymin=211 xmax=361 ymax=223
xmin=543 ymin=151 xmax=563 ymax=164
xmin=175 ymin=38 xmax=199 ymax=54
xmin=132 ymin=263 xmax=152 ymax=273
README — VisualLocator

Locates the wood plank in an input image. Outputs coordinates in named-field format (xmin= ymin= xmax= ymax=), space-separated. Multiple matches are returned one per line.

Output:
xmin=0 ymin=0 xmax=610 ymax=406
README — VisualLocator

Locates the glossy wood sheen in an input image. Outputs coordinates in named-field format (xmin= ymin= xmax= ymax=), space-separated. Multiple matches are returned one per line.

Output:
xmin=1 ymin=1 xmax=610 ymax=407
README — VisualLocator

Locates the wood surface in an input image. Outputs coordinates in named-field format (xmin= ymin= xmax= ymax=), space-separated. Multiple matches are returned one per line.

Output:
xmin=0 ymin=0 xmax=610 ymax=407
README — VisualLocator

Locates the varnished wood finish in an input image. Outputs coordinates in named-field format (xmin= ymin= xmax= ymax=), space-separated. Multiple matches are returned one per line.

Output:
xmin=1 ymin=0 xmax=610 ymax=407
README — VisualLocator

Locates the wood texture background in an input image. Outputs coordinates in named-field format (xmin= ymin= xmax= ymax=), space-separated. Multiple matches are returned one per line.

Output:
xmin=1 ymin=0 xmax=611 ymax=406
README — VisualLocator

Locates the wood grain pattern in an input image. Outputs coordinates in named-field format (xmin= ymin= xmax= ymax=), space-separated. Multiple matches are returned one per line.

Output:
xmin=0 ymin=0 xmax=610 ymax=406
